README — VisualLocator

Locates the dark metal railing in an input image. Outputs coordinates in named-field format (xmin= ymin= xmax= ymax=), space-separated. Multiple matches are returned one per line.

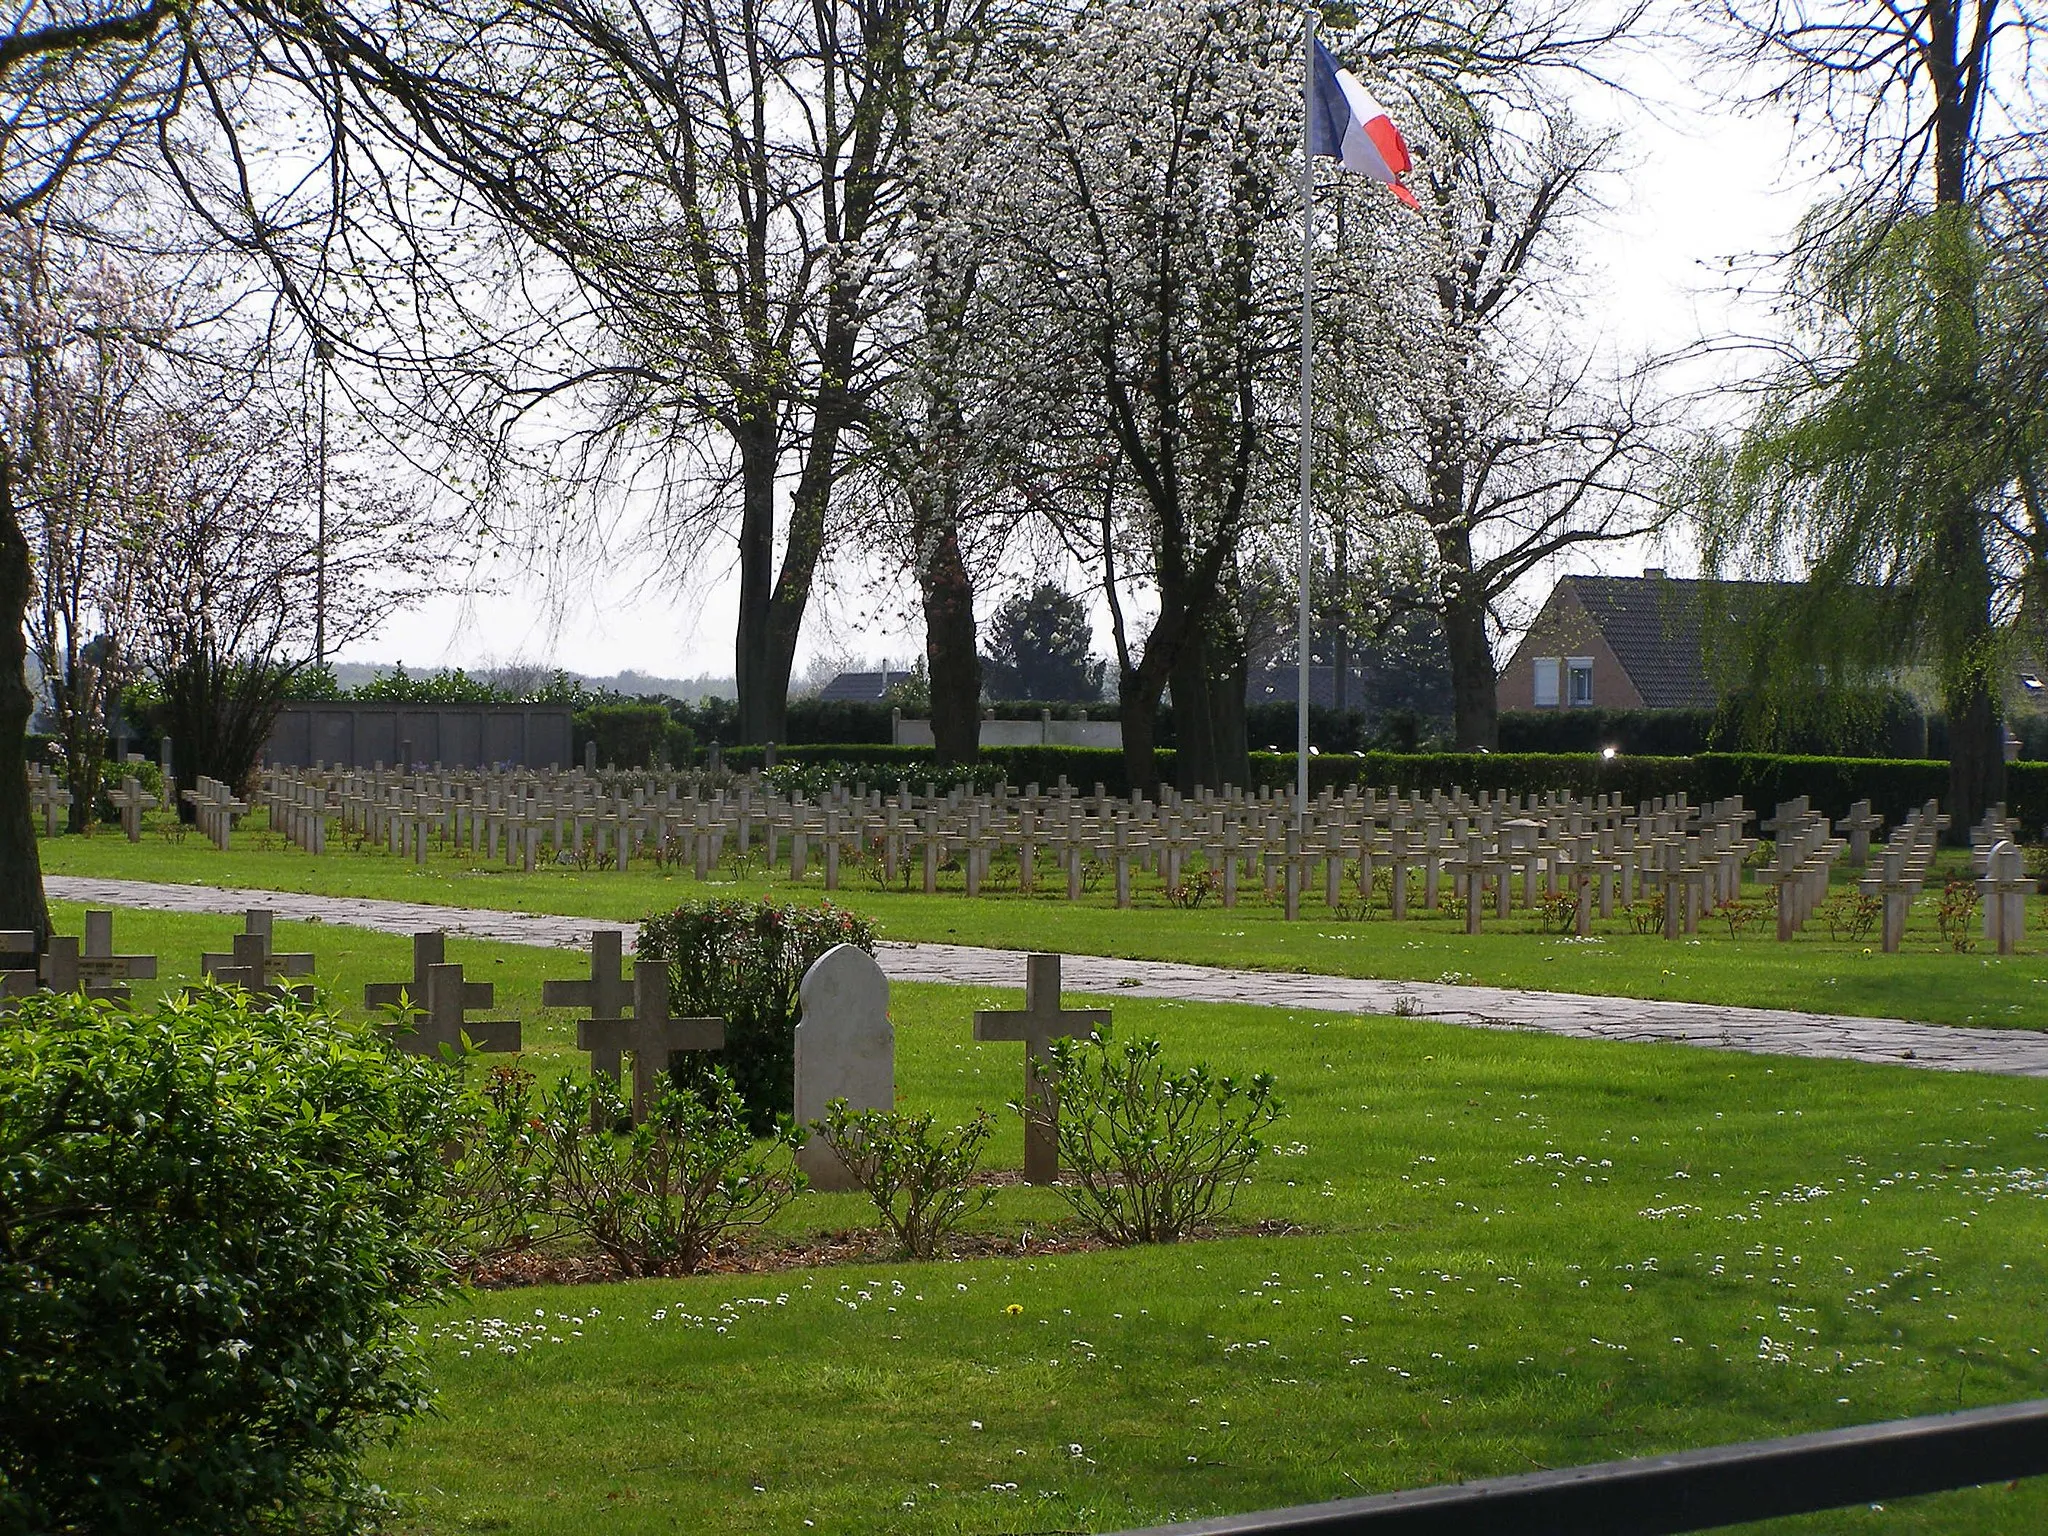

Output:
xmin=1113 ymin=1397 xmax=2048 ymax=1535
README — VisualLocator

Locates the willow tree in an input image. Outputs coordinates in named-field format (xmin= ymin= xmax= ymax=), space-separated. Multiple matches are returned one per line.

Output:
xmin=1702 ymin=0 xmax=2045 ymax=829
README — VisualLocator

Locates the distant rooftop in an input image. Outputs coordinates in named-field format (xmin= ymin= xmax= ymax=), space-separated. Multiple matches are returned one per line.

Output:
xmin=817 ymin=669 xmax=900 ymax=702
xmin=1552 ymin=573 xmax=1788 ymax=710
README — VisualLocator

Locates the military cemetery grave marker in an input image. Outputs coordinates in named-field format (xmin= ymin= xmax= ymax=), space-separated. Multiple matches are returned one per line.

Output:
xmin=795 ymin=944 xmax=894 ymax=1192
xmin=107 ymin=776 xmax=158 ymax=842
xmin=28 ymin=769 xmax=70 ymax=836
xmin=198 ymin=910 xmax=316 ymax=1001
xmin=1 ymin=931 xmax=38 ymax=999
xmin=367 ymin=931 xmax=492 ymax=1020
xmin=973 ymin=952 xmax=1110 ymax=1185
xmin=41 ymin=911 xmax=157 ymax=1002
xmin=1979 ymin=840 xmax=2030 ymax=956
xmin=544 ymin=933 xmax=723 ymax=1121
xmin=1836 ymin=800 xmax=1883 ymax=866
xmin=384 ymin=962 xmax=522 ymax=1057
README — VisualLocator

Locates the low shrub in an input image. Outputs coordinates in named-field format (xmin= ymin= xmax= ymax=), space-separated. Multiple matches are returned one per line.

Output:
xmin=1936 ymin=879 xmax=1980 ymax=952
xmin=2024 ymin=843 xmax=2048 ymax=894
xmin=1626 ymin=890 xmax=1666 ymax=935
xmin=1821 ymin=891 xmax=1883 ymax=943
xmin=0 ymin=991 xmax=459 ymax=1536
xmin=538 ymin=1069 xmax=805 ymax=1276
xmin=436 ymin=1063 xmax=557 ymax=1280
xmin=1039 ymin=1028 xmax=1282 ymax=1244
xmin=576 ymin=703 xmax=673 ymax=769
xmin=1535 ymin=887 xmax=1579 ymax=934
xmin=812 ymin=1103 xmax=997 ymax=1260
xmin=638 ymin=898 xmax=878 ymax=1132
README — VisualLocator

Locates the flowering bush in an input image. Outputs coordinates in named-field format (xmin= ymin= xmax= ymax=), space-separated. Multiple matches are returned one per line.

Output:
xmin=813 ymin=1103 xmax=996 ymax=1259
xmin=637 ymin=898 xmax=877 ymax=1131
xmin=1040 ymin=1028 xmax=1282 ymax=1244
xmin=0 ymin=990 xmax=460 ymax=1535
xmin=436 ymin=1063 xmax=557 ymax=1280
xmin=537 ymin=1069 xmax=805 ymax=1275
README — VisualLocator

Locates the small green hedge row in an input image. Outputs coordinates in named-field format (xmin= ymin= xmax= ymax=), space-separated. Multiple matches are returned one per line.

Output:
xmin=717 ymin=744 xmax=2044 ymax=830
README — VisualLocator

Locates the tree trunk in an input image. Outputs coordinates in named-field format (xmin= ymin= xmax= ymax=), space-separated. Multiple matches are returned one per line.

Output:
xmin=921 ymin=523 xmax=980 ymax=766
xmin=1212 ymin=638 xmax=1249 ymax=788
xmin=1940 ymin=511 xmax=2007 ymax=836
xmin=1169 ymin=639 xmax=1218 ymax=794
xmin=1435 ymin=523 xmax=1499 ymax=750
xmin=733 ymin=420 xmax=783 ymax=745
xmin=58 ymin=667 xmax=103 ymax=835
xmin=1119 ymin=664 xmax=1167 ymax=798
xmin=0 ymin=452 xmax=51 ymax=948
xmin=1172 ymin=608 xmax=1249 ymax=794
xmin=1944 ymin=668 xmax=2005 ymax=837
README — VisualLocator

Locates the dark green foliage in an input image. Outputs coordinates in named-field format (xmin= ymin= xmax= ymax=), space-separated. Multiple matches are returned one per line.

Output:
xmin=575 ymin=703 xmax=674 ymax=768
xmin=636 ymin=899 xmax=878 ymax=1132
xmin=1500 ymin=708 xmax=1725 ymax=756
xmin=981 ymin=583 xmax=1106 ymax=702
xmin=152 ymin=654 xmax=302 ymax=810
xmin=0 ymin=991 xmax=460 ymax=1536
xmin=349 ymin=662 xmax=510 ymax=703
xmin=92 ymin=758 xmax=165 ymax=822
xmin=812 ymin=1103 xmax=996 ymax=1260
xmin=436 ymin=1063 xmax=556 ymax=1280
xmin=727 ymin=744 xmax=1108 ymax=792
xmin=782 ymin=697 xmax=895 ymax=744
xmin=534 ymin=1069 xmax=805 ymax=1276
xmin=1040 ymin=1028 xmax=1281 ymax=1244
xmin=1699 ymin=209 xmax=2033 ymax=828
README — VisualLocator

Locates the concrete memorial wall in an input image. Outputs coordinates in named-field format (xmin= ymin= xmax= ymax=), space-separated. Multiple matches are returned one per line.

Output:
xmin=264 ymin=703 xmax=573 ymax=770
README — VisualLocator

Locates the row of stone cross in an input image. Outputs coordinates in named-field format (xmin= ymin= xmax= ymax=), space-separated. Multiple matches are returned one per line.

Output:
xmin=366 ymin=927 xmax=1100 ymax=1189
xmin=29 ymin=755 xmax=174 ymax=844
xmin=1 ymin=905 xmax=1108 ymax=1186
xmin=238 ymin=766 xmax=2028 ymax=941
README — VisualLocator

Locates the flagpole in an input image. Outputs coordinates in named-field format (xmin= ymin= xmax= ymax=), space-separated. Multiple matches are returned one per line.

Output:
xmin=1296 ymin=18 xmax=1315 ymax=828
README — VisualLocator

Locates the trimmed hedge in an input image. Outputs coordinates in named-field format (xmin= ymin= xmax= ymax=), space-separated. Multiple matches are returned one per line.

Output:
xmin=723 ymin=743 xmax=1164 ymax=795
xmin=1498 ymin=702 xmax=1930 ymax=758
xmin=1499 ymin=709 xmax=1724 ymax=757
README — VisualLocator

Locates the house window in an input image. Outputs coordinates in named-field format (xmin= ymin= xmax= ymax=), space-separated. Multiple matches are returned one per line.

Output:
xmin=1533 ymin=657 xmax=1560 ymax=707
xmin=1567 ymin=658 xmax=1594 ymax=706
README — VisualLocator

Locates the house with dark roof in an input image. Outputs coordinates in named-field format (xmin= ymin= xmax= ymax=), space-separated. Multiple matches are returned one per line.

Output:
xmin=1496 ymin=570 xmax=1779 ymax=713
xmin=816 ymin=669 xmax=901 ymax=702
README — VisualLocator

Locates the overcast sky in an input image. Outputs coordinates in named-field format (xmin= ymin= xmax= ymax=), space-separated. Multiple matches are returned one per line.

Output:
xmin=345 ymin=22 xmax=1816 ymax=686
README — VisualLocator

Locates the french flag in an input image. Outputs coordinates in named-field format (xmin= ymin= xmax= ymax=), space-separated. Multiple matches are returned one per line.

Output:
xmin=1306 ymin=38 xmax=1417 ymax=208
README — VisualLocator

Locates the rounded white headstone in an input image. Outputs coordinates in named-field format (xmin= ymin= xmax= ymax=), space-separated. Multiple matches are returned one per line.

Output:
xmin=794 ymin=944 xmax=894 ymax=1191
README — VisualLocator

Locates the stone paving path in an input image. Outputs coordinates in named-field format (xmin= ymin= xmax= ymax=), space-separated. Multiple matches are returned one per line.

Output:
xmin=47 ymin=875 xmax=2048 ymax=1078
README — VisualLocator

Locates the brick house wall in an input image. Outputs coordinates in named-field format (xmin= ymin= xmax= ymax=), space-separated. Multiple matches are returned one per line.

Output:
xmin=1495 ymin=583 xmax=1647 ymax=713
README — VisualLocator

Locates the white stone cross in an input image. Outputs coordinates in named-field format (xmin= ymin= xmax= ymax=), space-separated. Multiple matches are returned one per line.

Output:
xmin=107 ymin=776 xmax=158 ymax=842
xmin=1 ymin=930 xmax=39 ymax=999
xmin=385 ymin=962 xmax=522 ymax=1058
xmin=1978 ymin=840 xmax=2030 ymax=957
xmin=367 ymin=931 xmax=491 ymax=1020
xmin=198 ymin=910 xmax=315 ymax=1000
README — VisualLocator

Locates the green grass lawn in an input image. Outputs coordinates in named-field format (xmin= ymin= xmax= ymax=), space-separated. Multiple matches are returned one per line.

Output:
xmin=364 ymin=992 xmax=2048 ymax=1535
xmin=47 ymin=908 xmax=2048 ymax=1533
xmin=40 ymin=819 xmax=2048 ymax=1028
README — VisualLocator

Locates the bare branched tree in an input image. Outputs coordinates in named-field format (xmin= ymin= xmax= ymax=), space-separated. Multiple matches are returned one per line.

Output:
xmin=1319 ymin=13 xmax=1672 ymax=752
